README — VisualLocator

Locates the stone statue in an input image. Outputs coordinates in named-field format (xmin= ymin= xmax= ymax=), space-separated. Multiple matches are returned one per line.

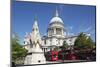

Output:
xmin=24 ymin=17 xmax=46 ymax=64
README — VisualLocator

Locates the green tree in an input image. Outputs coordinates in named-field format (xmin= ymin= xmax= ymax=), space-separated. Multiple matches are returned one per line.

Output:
xmin=54 ymin=46 xmax=59 ymax=51
xmin=74 ymin=32 xmax=94 ymax=49
xmin=12 ymin=33 xmax=27 ymax=64
xmin=62 ymin=41 xmax=68 ymax=50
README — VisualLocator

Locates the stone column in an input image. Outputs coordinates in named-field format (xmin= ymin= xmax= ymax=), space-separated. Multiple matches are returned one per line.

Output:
xmin=44 ymin=48 xmax=46 ymax=53
xmin=62 ymin=28 xmax=64 ymax=36
xmin=54 ymin=28 xmax=56 ymax=35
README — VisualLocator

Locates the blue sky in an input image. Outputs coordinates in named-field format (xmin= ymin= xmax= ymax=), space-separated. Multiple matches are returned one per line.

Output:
xmin=12 ymin=1 xmax=96 ymax=44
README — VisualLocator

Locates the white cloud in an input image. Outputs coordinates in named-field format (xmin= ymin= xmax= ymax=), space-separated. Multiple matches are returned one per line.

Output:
xmin=67 ymin=26 xmax=73 ymax=31
xmin=67 ymin=32 xmax=74 ymax=36
xmin=82 ymin=26 xmax=95 ymax=40
xmin=84 ymin=26 xmax=92 ymax=32
xmin=65 ymin=26 xmax=75 ymax=36
xmin=69 ymin=26 xmax=73 ymax=30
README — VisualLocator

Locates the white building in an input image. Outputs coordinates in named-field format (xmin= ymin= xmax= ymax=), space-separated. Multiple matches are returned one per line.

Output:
xmin=40 ymin=9 xmax=77 ymax=52
xmin=23 ymin=9 xmax=78 ymax=64
xmin=24 ymin=9 xmax=78 ymax=52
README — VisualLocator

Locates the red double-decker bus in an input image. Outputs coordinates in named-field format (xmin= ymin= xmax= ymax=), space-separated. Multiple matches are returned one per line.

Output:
xmin=51 ymin=50 xmax=59 ymax=61
xmin=45 ymin=50 xmax=59 ymax=61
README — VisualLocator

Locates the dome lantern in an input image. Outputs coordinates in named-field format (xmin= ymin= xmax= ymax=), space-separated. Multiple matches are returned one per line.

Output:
xmin=55 ymin=8 xmax=59 ymax=17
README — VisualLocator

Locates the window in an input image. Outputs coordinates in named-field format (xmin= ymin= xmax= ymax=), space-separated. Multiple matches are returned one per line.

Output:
xmin=56 ymin=28 xmax=61 ymax=35
xmin=49 ymin=29 xmax=54 ymax=35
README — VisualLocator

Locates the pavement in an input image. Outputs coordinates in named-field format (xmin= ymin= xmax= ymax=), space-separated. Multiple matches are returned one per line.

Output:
xmin=46 ymin=60 xmax=87 ymax=63
xmin=16 ymin=60 xmax=88 ymax=67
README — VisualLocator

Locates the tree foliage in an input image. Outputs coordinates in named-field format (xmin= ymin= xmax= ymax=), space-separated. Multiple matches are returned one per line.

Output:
xmin=74 ymin=32 xmax=95 ymax=49
xmin=54 ymin=46 xmax=59 ymax=51
xmin=12 ymin=33 xmax=27 ymax=64
xmin=62 ymin=41 xmax=68 ymax=50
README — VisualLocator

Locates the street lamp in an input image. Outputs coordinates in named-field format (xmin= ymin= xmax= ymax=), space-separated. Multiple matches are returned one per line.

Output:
xmin=69 ymin=39 xmax=72 ymax=50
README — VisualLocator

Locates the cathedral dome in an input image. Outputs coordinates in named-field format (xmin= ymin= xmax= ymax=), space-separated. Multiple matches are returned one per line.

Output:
xmin=50 ymin=16 xmax=63 ymax=24
xmin=49 ymin=9 xmax=63 ymax=24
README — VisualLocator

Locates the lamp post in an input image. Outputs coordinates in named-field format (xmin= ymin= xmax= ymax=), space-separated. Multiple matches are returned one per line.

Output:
xmin=69 ymin=39 xmax=72 ymax=50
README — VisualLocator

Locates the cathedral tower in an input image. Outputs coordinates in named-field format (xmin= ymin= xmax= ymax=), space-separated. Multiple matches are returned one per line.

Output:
xmin=47 ymin=8 xmax=66 ymax=38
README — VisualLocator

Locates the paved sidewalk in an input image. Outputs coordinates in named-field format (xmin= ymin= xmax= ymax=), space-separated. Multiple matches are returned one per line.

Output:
xmin=46 ymin=60 xmax=87 ymax=63
xmin=16 ymin=60 xmax=88 ymax=67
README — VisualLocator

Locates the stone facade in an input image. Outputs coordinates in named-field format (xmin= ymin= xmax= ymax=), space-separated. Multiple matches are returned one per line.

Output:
xmin=23 ymin=9 xmax=78 ymax=64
